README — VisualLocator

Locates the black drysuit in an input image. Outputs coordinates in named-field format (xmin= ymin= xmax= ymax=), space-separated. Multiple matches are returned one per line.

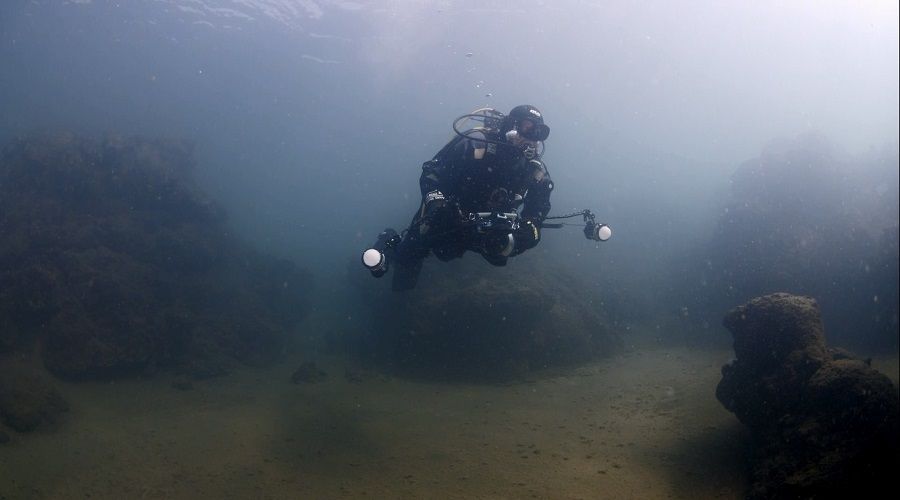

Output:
xmin=391 ymin=130 xmax=553 ymax=290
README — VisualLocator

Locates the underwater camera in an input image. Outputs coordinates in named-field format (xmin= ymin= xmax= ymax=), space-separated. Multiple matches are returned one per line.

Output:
xmin=469 ymin=211 xmax=518 ymax=257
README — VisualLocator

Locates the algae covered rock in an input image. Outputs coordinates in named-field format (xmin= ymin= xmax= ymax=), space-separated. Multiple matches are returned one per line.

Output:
xmin=0 ymin=133 xmax=310 ymax=379
xmin=352 ymin=257 xmax=620 ymax=380
xmin=680 ymin=136 xmax=899 ymax=349
xmin=717 ymin=293 xmax=899 ymax=499
xmin=291 ymin=361 xmax=328 ymax=384
xmin=0 ymin=358 xmax=68 ymax=432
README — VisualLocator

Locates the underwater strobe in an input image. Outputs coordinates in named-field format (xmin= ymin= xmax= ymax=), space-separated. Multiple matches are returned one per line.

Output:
xmin=361 ymin=228 xmax=401 ymax=277
xmin=585 ymin=221 xmax=612 ymax=242
xmin=543 ymin=209 xmax=612 ymax=242
xmin=581 ymin=209 xmax=612 ymax=241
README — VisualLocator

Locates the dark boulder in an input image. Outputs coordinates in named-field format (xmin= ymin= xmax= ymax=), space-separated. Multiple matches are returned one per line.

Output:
xmin=351 ymin=257 xmax=621 ymax=381
xmin=0 ymin=358 xmax=68 ymax=432
xmin=717 ymin=293 xmax=899 ymax=499
xmin=677 ymin=136 xmax=899 ymax=350
xmin=0 ymin=133 xmax=311 ymax=379
xmin=291 ymin=361 xmax=327 ymax=384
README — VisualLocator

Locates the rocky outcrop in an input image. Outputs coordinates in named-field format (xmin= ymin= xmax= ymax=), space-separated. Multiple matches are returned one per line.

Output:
xmin=0 ymin=133 xmax=310 ymax=380
xmin=670 ymin=136 xmax=898 ymax=349
xmin=0 ymin=358 xmax=68 ymax=432
xmin=717 ymin=293 xmax=898 ymax=499
xmin=350 ymin=257 xmax=621 ymax=381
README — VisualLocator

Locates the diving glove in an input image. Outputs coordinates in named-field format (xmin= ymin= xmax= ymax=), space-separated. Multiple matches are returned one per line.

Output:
xmin=418 ymin=190 xmax=448 ymax=235
xmin=513 ymin=219 xmax=541 ymax=253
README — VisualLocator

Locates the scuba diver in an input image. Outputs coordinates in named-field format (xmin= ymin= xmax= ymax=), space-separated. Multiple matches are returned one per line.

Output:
xmin=362 ymin=105 xmax=610 ymax=291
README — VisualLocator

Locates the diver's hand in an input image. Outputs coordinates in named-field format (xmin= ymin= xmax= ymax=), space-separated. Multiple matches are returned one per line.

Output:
xmin=418 ymin=190 xmax=449 ymax=235
xmin=423 ymin=189 xmax=445 ymax=206
xmin=513 ymin=219 xmax=541 ymax=253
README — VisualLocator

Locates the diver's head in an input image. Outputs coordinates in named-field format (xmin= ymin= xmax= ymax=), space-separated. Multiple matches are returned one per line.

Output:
xmin=501 ymin=105 xmax=549 ymax=159
xmin=502 ymin=105 xmax=550 ymax=143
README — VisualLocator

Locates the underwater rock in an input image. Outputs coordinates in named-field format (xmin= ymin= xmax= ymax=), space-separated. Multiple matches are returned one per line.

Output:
xmin=717 ymin=293 xmax=899 ymax=499
xmin=0 ymin=358 xmax=69 ymax=432
xmin=0 ymin=133 xmax=311 ymax=379
xmin=170 ymin=376 xmax=193 ymax=391
xmin=291 ymin=361 xmax=327 ymax=383
xmin=679 ymin=135 xmax=899 ymax=349
xmin=344 ymin=367 xmax=365 ymax=383
xmin=351 ymin=257 xmax=621 ymax=381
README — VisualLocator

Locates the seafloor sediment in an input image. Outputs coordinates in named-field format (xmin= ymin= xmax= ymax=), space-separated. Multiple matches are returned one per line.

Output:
xmin=1 ymin=340 xmax=769 ymax=500
xmin=2 ymin=330 xmax=895 ymax=499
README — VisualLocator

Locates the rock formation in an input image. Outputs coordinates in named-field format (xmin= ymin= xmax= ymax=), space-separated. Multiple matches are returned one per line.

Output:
xmin=349 ymin=256 xmax=621 ymax=381
xmin=717 ymin=293 xmax=898 ymax=499
xmin=0 ymin=133 xmax=310 ymax=382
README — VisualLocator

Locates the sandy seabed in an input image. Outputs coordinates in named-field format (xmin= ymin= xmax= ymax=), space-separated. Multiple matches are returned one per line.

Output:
xmin=2 ymin=333 xmax=897 ymax=500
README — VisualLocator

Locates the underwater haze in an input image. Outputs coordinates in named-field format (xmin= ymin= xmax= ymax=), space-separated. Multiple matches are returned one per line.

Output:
xmin=2 ymin=1 xmax=897 ymax=276
xmin=1 ymin=1 xmax=898 ymax=499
